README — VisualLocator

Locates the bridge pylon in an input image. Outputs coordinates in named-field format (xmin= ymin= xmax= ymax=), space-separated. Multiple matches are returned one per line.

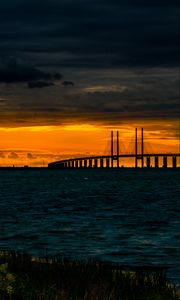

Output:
xmin=111 ymin=130 xmax=120 ymax=167
xmin=135 ymin=128 xmax=144 ymax=168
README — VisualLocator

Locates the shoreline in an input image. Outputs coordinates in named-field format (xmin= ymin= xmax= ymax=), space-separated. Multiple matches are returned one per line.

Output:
xmin=0 ymin=251 xmax=179 ymax=299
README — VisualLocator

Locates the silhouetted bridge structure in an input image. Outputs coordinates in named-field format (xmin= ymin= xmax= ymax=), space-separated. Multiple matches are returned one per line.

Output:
xmin=48 ymin=128 xmax=180 ymax=169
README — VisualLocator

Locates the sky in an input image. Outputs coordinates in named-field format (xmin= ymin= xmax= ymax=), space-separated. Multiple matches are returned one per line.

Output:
xmin=0 ymin=0 xmax=179 ymax=166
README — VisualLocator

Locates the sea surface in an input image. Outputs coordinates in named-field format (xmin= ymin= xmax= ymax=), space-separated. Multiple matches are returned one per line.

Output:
xmin=0 ymin=169 xmax=179 ymax=284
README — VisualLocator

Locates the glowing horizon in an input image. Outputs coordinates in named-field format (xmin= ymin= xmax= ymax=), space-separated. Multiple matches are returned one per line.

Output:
xmin=0 ymin=120 xmax=179 ymax=167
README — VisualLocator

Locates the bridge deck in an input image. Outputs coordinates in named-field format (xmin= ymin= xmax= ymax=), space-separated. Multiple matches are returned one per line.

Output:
xmin=48 ymin=153 xmax=180 ymax=167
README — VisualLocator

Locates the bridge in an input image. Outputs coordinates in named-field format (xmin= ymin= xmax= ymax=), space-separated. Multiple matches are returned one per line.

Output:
xmin=48 ymin=128 xmax=180 ymax=169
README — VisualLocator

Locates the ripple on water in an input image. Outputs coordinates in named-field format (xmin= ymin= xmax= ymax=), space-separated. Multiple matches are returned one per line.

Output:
xmin=0 ymin=169 xmax=179 ymax=284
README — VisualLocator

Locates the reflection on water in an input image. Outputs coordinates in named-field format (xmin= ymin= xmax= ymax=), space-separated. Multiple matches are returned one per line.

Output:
xmin=0 ymin=169 xmax=179 ymax=283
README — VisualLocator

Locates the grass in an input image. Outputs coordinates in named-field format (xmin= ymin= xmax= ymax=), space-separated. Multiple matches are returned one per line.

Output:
xmin=0 ymin=251 xmax=179 ymax=300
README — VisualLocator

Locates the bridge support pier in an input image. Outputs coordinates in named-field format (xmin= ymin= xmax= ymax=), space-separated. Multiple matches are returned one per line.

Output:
xmin=106 ymin=158 xmax=110 ymax=168
xmin=100 ymin=158 xmax=104 ymax=168
xmin=75 ymin=160 xmax=78 ymax=168
xmin=71 ymin=161 xmax=74 ymax=168
xmin=116 ymin=157 xmax=119 ymax=168
xmin=146 ymin=156 xmax=151 ymax=168
xmin=163 ymin=156 xmax=167 ymax=168
xmin=155 ymin=156 xmax=159 ymax=168
xmin=79 ymin=160 xmax=83 ymax=168
xmin=84 ymin=160 xmax=87 ymax=168
xmin=94 ymin=159 xmax=98 ymax=168
xmin=89 ymin=159 xmax=92 ymax=168
xmin=172 ymin=156 xmax=177 ymax=168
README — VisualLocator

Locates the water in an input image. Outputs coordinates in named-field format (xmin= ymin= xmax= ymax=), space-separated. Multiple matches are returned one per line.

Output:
xmin=0 ymin=169 xmax=179 ymax=284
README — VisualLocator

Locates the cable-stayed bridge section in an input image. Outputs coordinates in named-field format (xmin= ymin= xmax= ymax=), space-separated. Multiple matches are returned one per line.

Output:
xmin=48 ymin=128 xmax=180 ymax=169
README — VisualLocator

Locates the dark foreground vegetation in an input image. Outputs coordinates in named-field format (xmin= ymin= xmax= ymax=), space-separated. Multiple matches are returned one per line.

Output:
xmin=0 ymin=251 xmax=179 ymax=300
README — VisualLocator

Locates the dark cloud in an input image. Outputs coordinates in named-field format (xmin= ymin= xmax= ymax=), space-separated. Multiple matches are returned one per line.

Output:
xmin=8 ymin=152 xmax=19 ymax=159
xmin=0 ymin=57 xmax=50 ymax=82
xmin=0 ymin=0 xmax=179 ymax=68
xmin=0 ymin=99 xmax=6 ymax=104
xmin=28 ymin=81 xmax=54 ymax=88
xmin=0 ymin=67 xmax=179 ymax=128
xmin=0 ymin=1 xmax=179 ymax=129
xmin=0 ymin=152 xmax=5 ymax=158
xmin=27 ymin=153 xmax=37 ymax=159
xmin=62 ymin=81 xmax=74 ymax=86
xmin=0 ymin=57 xmax=62 ymax=83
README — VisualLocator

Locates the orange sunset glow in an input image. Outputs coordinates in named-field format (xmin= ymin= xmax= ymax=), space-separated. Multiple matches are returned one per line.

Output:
xmin=0 ymin=119 xmax=179 ymax=167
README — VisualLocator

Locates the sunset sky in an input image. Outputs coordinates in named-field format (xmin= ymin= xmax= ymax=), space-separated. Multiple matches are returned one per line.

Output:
xmin=0 ymin=0 xmax=179 ymax=166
